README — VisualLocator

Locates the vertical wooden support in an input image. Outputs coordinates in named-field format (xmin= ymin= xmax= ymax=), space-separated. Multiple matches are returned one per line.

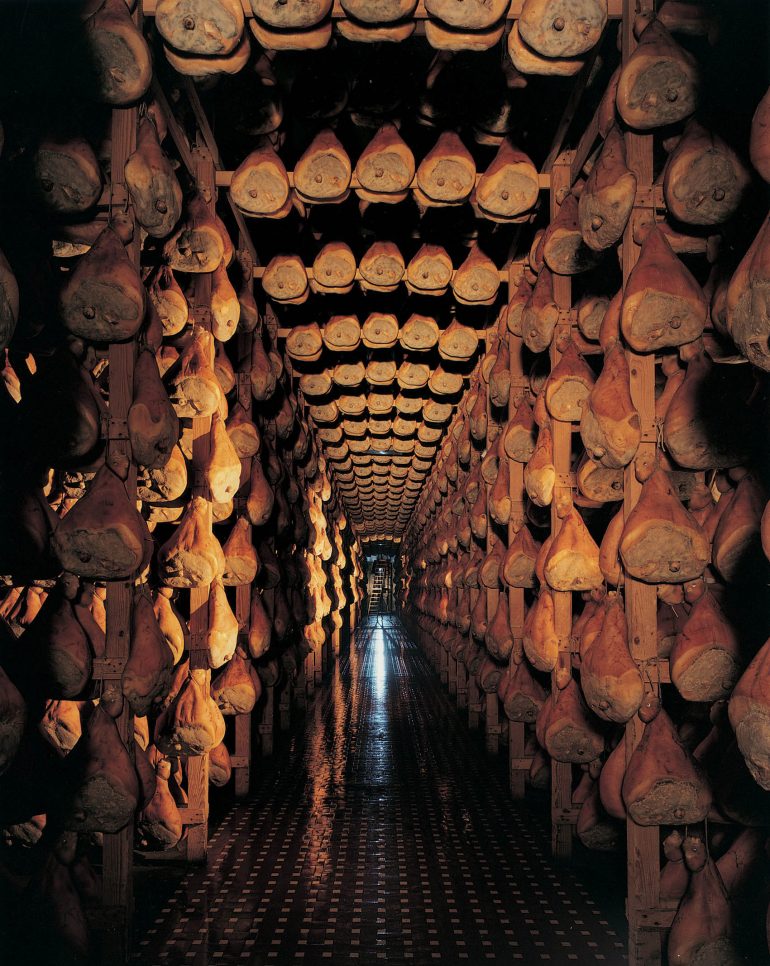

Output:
xmin=452 ymin=590 xmax=468 ymax=708
xmin=307 ymin=649 xmax=316 ymax=696
xmin=621 ymin=2 xmax=660 ymax=961
xmin=296 ymin=654 xmax=307 ymax=710
xmin=233 ymin=713 xmax=251 ymax=796
xmin=456 ymin=646 xmax=468 ymax=708
xmin=507 ymin=264 xmax=529 ymax=800
xmin=485 ymin=367 xmax=501 ymax=756
xmin=485 ymin=691 xmax=500 ymax=754
xmin=259 ymin=683 xmax=275 ymax=755
xmin=468 ymin=583 xmax=481 ymax=730
xmin=101 ymin=101 xmax=138 ymax=961
xmin=279 ymin=672 xmax=291 ymax=730
xmin=184 ymin=145 xmax=216 ymax=862
xmin=549 ymin=154 xmax=575 ymax=860
xmin=233 ymin=311 xmax=254 ymax=796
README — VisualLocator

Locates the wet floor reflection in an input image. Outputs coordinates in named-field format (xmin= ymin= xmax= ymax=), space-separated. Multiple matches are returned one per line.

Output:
xmin=133 ymin=616 xmax=627 ymax=966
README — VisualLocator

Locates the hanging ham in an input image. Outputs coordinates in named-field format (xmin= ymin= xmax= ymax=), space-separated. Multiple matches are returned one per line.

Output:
xmin=63 ymin=702 xmax=140 ymax=832
xmin=52 ymin=463 xmax=151 ymax=581
xmin=621 ymin=707 xmax=711 ymax=825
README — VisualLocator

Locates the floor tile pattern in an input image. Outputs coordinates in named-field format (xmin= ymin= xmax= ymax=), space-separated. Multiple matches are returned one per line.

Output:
xmin=133 ymin=617 xmax=627 ymax=965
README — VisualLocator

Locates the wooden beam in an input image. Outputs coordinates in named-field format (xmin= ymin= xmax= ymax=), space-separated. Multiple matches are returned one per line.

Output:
xmin=216 ymin=169 xmax=551 ymax=193
xmin=507 ymin=263 xmax=528 ymax=800
xmin=100 ymin=100 xmax=138 ymax=964
xmin=181 ymin=80 xmax=259 ymax=267
xmin=184 ymin=146 xmax=217 ymax=863
xmin=548 ymin=153 xmax=575 ymax=861
xmin=485 ymin=362 xmax=501 ymax=756
xmin=255 ymin=264 xmax=514 ymax=283
xmin=149 ymin=77 xmax=196 ymax=177
xmin=143 ymin=0 xmax=625 ymax=19
xmin=620 ymin=0 xmax=660 ymax=962
xmin=542 ymin=44 xmax=604 ymax=175
xmin=233 ymin=303 xmax=254 ymax=798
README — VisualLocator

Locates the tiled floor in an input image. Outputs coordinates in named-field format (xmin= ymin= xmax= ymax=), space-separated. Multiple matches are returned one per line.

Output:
xmin=132 ymin=616 xmax=628 ymax=965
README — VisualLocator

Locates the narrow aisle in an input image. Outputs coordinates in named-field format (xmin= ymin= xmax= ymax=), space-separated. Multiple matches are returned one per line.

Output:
xmin=134 ymin=619 xmax=627 ymax=966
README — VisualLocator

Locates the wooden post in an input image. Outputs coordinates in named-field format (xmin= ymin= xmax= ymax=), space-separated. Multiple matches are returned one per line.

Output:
xmin=468 ymin=583 xmax=481 ymax=730
xmin=258 ymin=684 xmax=275 ymax=756
xmin=485 ymin=365 xmax=501 ymax=756
xmin=456 ymin=653 xmax=468 ymax=708
xmin=621 ymin=1 xmax=660 ymax=961
xmin=233 ymin=714 xmax=251 ymax=796
xmin=278 ymin=673 xmax=291 ymax=731
xmin=184 ymin=145 xmax=216 ymax=862
xmin=485 ymin=692 xmax=500 ymax=755
xmin=507 ymin=264 xmax=529 ymax=800
xmin=296 ymin=655 xmax=307 ymax=710
xmin=549 ymin=154 xmax=575 ymax=860
xmin=100 ymin=100 xmax=138 ymax=962
xmin=233 ymin=300 xmax=254 ymax=798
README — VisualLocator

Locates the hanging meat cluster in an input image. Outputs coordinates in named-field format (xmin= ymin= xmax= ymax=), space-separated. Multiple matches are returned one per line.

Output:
xmin=152 ymin=0 xmax=610 ymax=61
xmin=403 ymin=10 xmax=770 ymax=964
xmin=0 ymin=0 xmax=768 ymax=961
xmin=0 ymin=25 xmax=363 ymax=957
xmin=232 ymin=124 xmax=541 ymax=225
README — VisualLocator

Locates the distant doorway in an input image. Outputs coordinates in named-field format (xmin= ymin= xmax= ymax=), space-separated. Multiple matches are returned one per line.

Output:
xmin=366 ymin=557 xmax=394 ymax=619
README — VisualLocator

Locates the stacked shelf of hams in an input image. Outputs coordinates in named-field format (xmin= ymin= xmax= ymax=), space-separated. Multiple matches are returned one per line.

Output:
xmin=401 ymin=13 xmax=770 ymax=965
xmin=0 ymin=52 xmax=363 ymax=963
xmin=146 ymin=0 xmax=613 ymax=59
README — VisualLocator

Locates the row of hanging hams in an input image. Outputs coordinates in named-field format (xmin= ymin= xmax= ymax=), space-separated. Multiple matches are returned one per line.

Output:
xmin=152 ymin=0 xmax=609 ymax=56
xmin=0 ymin=433 xmax=357 ymax=951
xmin=231 ymin=128 xmax=540 ymax=221
xmin=259 ymin=242 xmax=502 ymax=304
xmin=28 ymin=0 xmax=723 ymax=117
xmin=401 ymin=23 xmax=770 ymax=962
xmin=409 ymin=531 xmax=769 ymax=963
xmin=0 ymin=76 xmax=362 ymax=963
xmin=150 ymin=0 xmax=720 ymax=64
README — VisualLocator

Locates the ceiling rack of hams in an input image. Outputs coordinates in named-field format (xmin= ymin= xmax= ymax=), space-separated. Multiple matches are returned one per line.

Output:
xmin=0 ymin=0 xmax=755 ymax=550
xmin=133 ymin=0 xmax=637 ymax=542
xmin=395 ymin=6 xmax=770 ymax=960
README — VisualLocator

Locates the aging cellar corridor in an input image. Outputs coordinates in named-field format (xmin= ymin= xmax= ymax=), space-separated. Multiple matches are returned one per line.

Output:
xmin=2 ymin=1 xmax=770 ymax=964
xmin=131 ymin=617 xmax=627 ymax=965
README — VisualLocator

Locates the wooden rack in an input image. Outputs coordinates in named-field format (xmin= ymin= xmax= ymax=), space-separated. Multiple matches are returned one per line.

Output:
xmin=400 ymin=0 xmax=741 ymax=953
xmin=621 ymin=1 xmax=662 ymax=962
xmin=98 ymin=99 xmax=139 ymax=963
xmin=143 ymin=0 xmax=625 ymax=19
xmin=253 ymin=265 xmax=514 ymax=283
xmin=233 ymin=268 xmax=256 ymax=790
xmin=507 ymin=264 xmax=529 ymax=800
xmin=485 ymin=354 xmax=502 ymax=756
xmin=549 ymin=153 xmax=576 ymax=861
xmin=82 ymin=70 xmax=361 ymax=944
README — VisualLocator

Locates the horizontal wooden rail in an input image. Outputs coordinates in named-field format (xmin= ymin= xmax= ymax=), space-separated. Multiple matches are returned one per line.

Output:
xmin=216 ymin=169 xmax=551 ymax=192
xmin=508 ymin=756 xmax=535 ymax=771
xmin=256 ymin=265 xmax=511 ymax=283
xmin=275 ymin=325 xmax=497 ymax=342
xmin=143 ymin=0 xmax=624 ymax=20
xmin=633 ymin=903 xmax=679 ymax=931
